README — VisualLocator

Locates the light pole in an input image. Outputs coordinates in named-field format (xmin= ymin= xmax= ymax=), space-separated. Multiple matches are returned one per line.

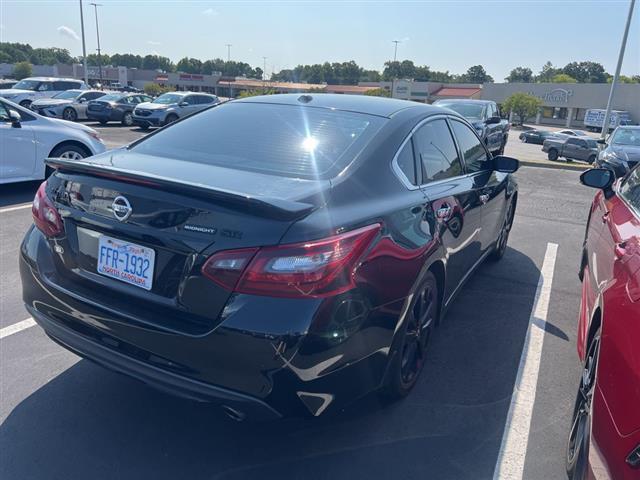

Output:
xmin=262 ymin=56 xmax=267 ymax=90
xmin=392 ymin=40 xmax=400 ymax=62
xmin=601 ymin=0 xmax=635 ymax=139
xmin=90 ymin=3 xmax=103 ymax=86
xmin=225 ymin=44 xmax=232 ymax=63
xmin=79 ymin=0 xmax=89 ymax=85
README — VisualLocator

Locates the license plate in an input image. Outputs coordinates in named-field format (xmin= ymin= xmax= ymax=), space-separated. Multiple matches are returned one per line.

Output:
xmin=97 ymin=235 xmax=155 ymax=290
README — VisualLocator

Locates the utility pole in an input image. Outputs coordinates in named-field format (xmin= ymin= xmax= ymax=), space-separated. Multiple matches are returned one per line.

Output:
xmin=90 ymin=3 xmax=103 ymax=86
xmin=263 ymin=56 xmax=267 ymax=90
xmin=79 ymin=0 xmax=89 ymax=86
xmin=392 ymin=40 xmax=400 ymax=62
xmin=601 ymin=0 xmax=635 ymax=139
xmin=225 ymin=44 xmax=232 ymax=62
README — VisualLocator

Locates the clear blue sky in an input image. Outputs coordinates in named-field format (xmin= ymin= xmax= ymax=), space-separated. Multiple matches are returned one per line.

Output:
xmin=1 ymin=0 xmax=638 ymax=80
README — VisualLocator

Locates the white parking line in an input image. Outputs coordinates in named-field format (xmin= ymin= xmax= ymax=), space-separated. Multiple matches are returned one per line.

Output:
xmin=0 ymin=318 xmax=37 ymax=339
xmin=493 ymin=242 xmax=559 ymax=480
xmin=0 ymin=203 xmax=31 ymax=214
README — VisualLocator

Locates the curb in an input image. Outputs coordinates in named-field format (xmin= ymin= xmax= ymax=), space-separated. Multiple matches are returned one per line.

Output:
xmin=518 ymin=160 xmax=590 ymax=172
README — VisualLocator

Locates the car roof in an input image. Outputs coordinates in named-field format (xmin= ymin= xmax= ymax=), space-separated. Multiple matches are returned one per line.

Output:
xmin=22 ymin=77 xmax=84 ymax=82
xmin=434 ymin=99 xmax=492 ymax=105
xmin=233 ymin=93 xmax=438 ymax=118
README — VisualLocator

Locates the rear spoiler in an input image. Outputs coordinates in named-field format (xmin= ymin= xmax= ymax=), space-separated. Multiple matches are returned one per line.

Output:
xmin=45 ymin=158 xmax=316 ymax=221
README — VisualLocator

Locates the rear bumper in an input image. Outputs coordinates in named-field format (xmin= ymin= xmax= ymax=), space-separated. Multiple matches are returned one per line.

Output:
xmin=20 ymin=227 xmax=395 ymax=418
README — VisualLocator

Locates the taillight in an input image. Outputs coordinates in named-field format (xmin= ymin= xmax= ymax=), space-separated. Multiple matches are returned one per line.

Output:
xmin=201 ymin=224 xmax=380 ymax=298
xmin=32 ymin=181 xmax=64 ymax=237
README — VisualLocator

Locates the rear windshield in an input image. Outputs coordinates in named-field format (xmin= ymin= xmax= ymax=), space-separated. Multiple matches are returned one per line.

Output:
xmin=131 ymin=102 xmax=385 ymax=179
xmin=98 ymin=93 xmax=125 ymax=102
xmin=153 ymin=93 xmax=183 ymax=104
xmin=438 ymin=103 xmax=485 ymax=120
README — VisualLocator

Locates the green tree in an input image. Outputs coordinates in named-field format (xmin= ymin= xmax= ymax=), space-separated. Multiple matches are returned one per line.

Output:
xmin=460 ymin=65 xmax=493 ymax=83
xmin=536 ymin=61 xmax=560 ymax=82
xmin=505 ymin=67 xmax=533 ymax=83
xmin=143 ymin=83 xmax=171 ymax=96
xmin=562 ymin=61 xmax=608 ymax=83
xmin=552 ymin=73 xmax=578 ymax=83
xmin=429 ymin=70 xmax=454 ymax=82
xmin=364 ymin=87 xmax=391 ymax=97
xmin=176 ymin=57 xmax=203 ymax=74
xmin=13 ymin=61 xmax=32 ymax=80
xmin=142 ymin=55 xmax=174 ymax=72
xmin=502 ymin=92 xmax=542 ymax=126
xmin=110 ymin=53 xmax=143 ymax=68
xmin=238 ymin=88 xmax=277 ymax=98
xmin=86 ymin=53 xmax=111 ymax=67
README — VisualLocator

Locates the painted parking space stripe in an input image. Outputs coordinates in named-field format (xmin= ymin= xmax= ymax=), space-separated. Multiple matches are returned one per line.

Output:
xmin=0 ymin=203 xmax=31 ymax=214
xmin=0 ymin=318 xmax=37 ymax=339
xmin=493 ymin=242 xmax=559 ymax=480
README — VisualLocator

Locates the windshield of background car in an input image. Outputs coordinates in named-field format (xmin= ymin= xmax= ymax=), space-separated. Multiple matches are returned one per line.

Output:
xmin=611 ymin=128 xmax=640 ymax=147
xmin=153 ymin=93 xmax=183 ymax=104
xmin=132 ymin=102 xmax=385 ymax=180
xmin=13 ymin=79 xmax=40 ymax=90
xmin=439 ymin=103 xmax=485 ymax=120
xmin=53 ymin=90 xmax=82 ymax=100
xmin=98 ymin=93 xmax=125 ymax=103
xmin=619 ymin=166 xmax=640 ymax=216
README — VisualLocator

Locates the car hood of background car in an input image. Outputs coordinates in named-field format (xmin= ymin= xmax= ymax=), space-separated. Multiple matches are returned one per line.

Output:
xmin=68 ymin=149 xmax=331 ymax=203
xmin=137 ymin=102 xmax=172 ymax=110
xmin=31 ymin=98 xmax=73 ymax=107
xmin=611 ymin=145 xmax=640 ymax=162
xmin=0 ymin=89 xmax=33 ymax=96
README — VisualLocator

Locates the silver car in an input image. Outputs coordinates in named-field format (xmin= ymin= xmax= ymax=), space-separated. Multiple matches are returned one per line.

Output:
xmin=30 ymin=89 xmax=108 ymax=121
xmin=133 ymin=91 xmax=220 ymax=129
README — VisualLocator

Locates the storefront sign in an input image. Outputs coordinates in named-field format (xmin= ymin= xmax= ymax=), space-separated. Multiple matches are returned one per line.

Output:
xmin=528 ymin=88 xmax=574 ymax=104
xmin=179 ymin=74 xmax=204 ymax=81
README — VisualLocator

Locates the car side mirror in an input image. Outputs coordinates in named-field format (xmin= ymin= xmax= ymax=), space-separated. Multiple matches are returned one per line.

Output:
xmin=486 ymin=116 xmax=501 ymax=125
xmin=580 ymin=168 xmax=615 ymax=197
xmin=9 ymin=110 xmax=21 ymax=128
xmin=179 ymin=102 xmax=189 ymax=107
xmin=597 ymin=138 xmax=606 ymax=145
xmin=492 ymin=155 xmax=519 ymax=173
xmin=78 ymin=98 xmax=86 ymax=103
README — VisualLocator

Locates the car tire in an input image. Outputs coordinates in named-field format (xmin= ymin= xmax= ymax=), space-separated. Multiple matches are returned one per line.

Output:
xmin=587 ymin=155 xmax=596 ymax=165
xmin=62 ymin=107 xmax=78 ymax=122
xmin=19 ymin=99 xmax=31 ymax=109
xmin=490 ymin=196 xmax=516 ymax=261
xmin=548 ymin=149 xmax=559 ymax=161
xmin=99 ymin=119 xmax=108 ymax=125
xmin=164 ymin=113 xmax=179 ymax=125
xmin=381 ymin=272 xmax=439 ymax=400
xmin=522 ymin=136 xmax=528 ymax=143
xmin=50 ymin=143 xmax=90 ymax=161
xmin=566 ymin=327 xmax=600 ymax=480
xmin=139 ymin=124 xmax=150 ymax=131
xmin=122 ymin=112 xmax=134 ymax=127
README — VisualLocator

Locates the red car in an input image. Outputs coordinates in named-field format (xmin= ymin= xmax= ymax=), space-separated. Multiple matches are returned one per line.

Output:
xmin=568 ymin=167 xmax=640 ymax=479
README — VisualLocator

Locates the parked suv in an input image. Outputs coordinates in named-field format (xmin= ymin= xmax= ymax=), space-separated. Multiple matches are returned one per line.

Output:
xmin=0 ymin=77 xmax=88 ymax=109
xmin=31 ymin=89 xmax=107 ymax=121
xmin=86 ymin=92 xmax=153 ymax=126
xmin=133 ymin=91 xmax=220 ymax=129
xmin=594 ymin=126 xmax=640 ymax=177
xmin=433 ymin=99 xmax=510 ymax=156
xmin=542 ymin=136 xmax=598 ymax=163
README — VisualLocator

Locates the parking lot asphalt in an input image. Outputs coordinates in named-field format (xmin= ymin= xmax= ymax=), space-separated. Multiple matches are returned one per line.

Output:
xmin=0 ymin=127 xmax=595 ymax=479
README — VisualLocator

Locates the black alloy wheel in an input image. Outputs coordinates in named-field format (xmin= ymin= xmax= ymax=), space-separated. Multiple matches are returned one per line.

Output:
xmin=548 ymin=149 xmax=559 ymax=161
xmin=122 ymin=111 xmax=134 ymax=127
xmin=383 ymin=272 xmax=439 ymax=398
xmin=566 ymin=329 xmax=600 ymax=480
xmin=491 ymin=198 xmax=515 ymax=261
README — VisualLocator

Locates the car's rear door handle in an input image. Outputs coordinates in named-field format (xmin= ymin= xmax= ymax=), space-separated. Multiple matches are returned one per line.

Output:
xmin=602 ymin=211 xmax=610 ymax=223
xmin=479 ymin=194 xmax=490 ymax=204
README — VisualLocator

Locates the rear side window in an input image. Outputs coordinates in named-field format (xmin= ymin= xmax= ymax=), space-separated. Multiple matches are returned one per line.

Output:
xmin=413 ymin=119 xmax=462 ymax=183
xmin=82 ymin=92 xmax=105 ymax=101
xmin=396 ymin=141 xmax=417 ymax=185
xmin=132 ymin=102 xmax=385 ymax=180
xmin=450 ymin=120 xmax=491 ymax=173
xmin=196 ymin=95 xmax=215 ymax=104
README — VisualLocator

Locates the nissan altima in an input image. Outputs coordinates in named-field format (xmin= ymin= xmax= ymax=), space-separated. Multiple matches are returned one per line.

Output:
xmin=20 ymin=94 xmax=519 ymax=419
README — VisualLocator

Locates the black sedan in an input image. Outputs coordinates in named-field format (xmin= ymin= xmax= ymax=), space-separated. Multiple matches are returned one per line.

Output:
xmin=86 ymin=92 xmax=153 ymax=126
xmin=21 ymin=94 xmax=519 ymax=419
xmin=519 ymin=129 xmax=555 ymax=144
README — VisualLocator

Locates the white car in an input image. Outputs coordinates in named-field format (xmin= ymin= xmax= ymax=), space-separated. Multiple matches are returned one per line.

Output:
xmin=31 ymin=89 xmax=108 ymax=121
xmin=0 ymin=98 xmax=106 ymax=185
xmin=0 ymin=77 xmax=88 ymax=109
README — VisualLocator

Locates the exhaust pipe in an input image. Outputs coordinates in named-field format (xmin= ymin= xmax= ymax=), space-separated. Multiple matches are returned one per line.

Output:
xmin=221 ymin=405 xmax=246 ymax=422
